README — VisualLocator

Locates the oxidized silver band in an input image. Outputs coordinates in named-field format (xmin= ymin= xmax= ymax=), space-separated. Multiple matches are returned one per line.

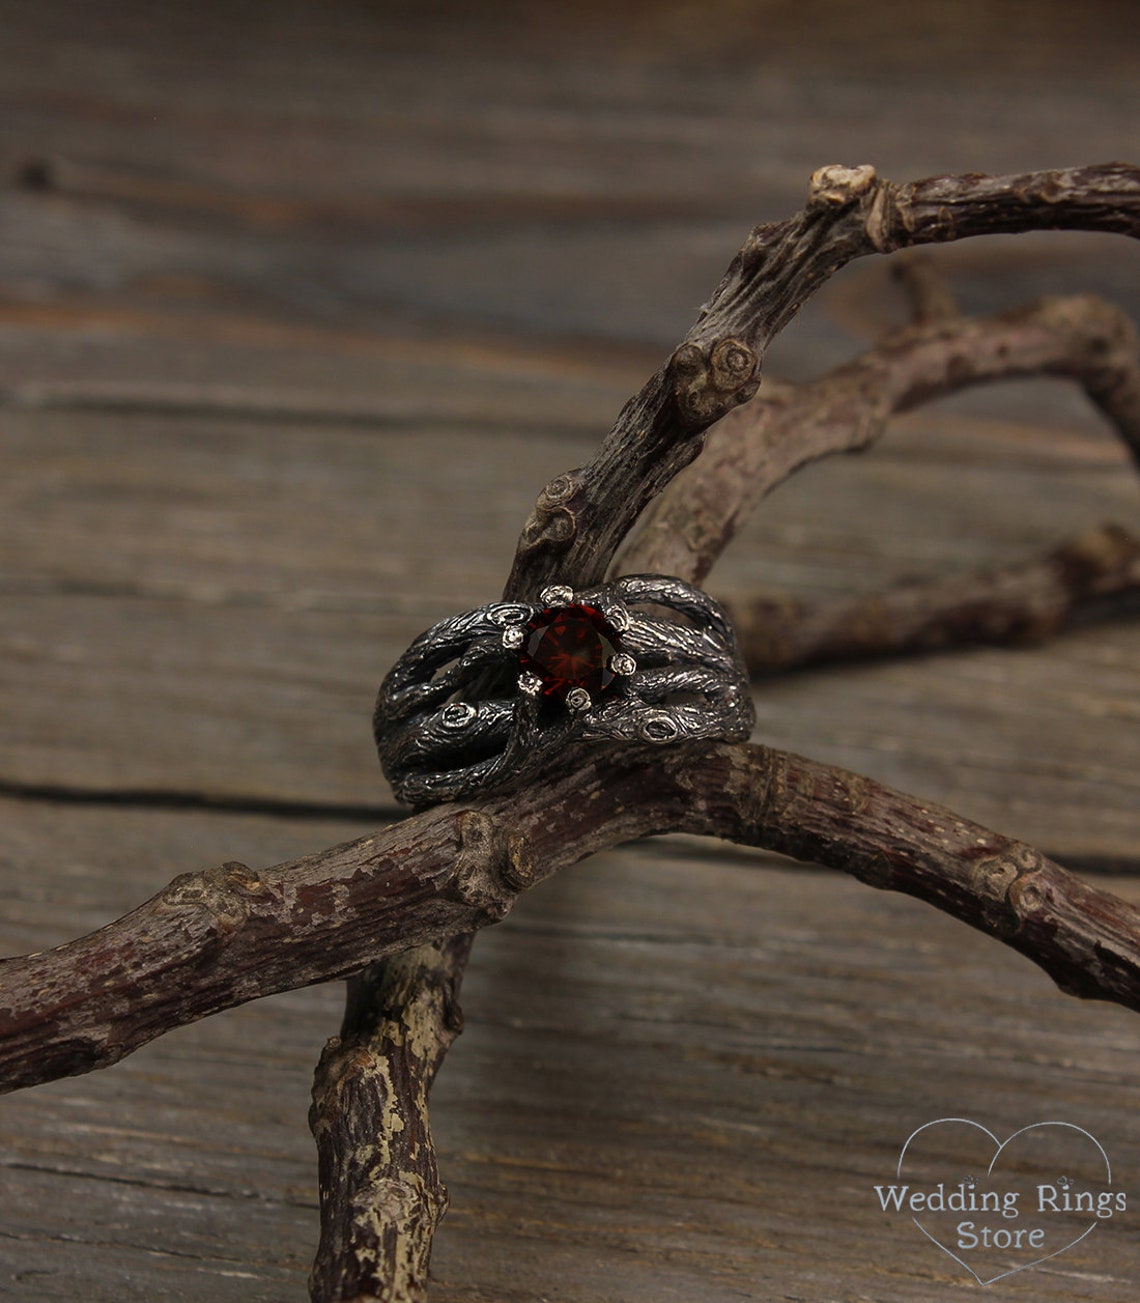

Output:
xmin=374 ymin=574 xmax=754 ymax=805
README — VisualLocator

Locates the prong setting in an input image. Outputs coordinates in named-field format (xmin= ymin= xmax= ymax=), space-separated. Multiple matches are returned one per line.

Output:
xmin=609 ymin=652 xmax=637 ymax=676
xmin=539 ymin=584 xmax=574 ymax=607
xmin=518 ymin=671 xmax=544 ymax=696
xmin=502 ymin=625 xmax=526 ymax=651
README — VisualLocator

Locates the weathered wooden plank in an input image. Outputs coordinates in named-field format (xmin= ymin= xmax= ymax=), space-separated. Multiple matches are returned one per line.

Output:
xmin=752 ymin=630 xmax=1140 ymax=864
xmin=6 ymin=393 xmax=1129 ymax=609
xmin=3 ymin=401 xmax=1135 ymax=855
xmin=1 ymin=201 xmax=1136 ymax=382
xmin=2 ymin=0 xmax=1137 ymax=212
xmin=1 ymin=3 xmax=1138 ymax=1299
xmin=0 ymin=1173 xmax=313 ymax=1303
xmin=0 ymin=408 xmax=598 ymax=603
xmin=0 ymin=406 xmax=596 ymax=806
xmin=0 ymin=302 xmax=648 ymax=431
xmin=1 ymin=0 xmax=1138 ymax=359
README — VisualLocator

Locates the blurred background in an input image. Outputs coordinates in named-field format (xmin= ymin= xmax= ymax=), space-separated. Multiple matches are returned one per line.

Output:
xmin=1 ymin=2 xmax=1138 ymax=1299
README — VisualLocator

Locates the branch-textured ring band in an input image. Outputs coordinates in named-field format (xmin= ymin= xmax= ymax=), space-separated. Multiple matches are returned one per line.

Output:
xmin=374 ymin=574 xmax=755 ymax=805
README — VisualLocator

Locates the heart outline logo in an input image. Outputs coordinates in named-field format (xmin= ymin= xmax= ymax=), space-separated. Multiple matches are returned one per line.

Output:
xmin=897 ymin=1118 xmax=1112 ymax=1285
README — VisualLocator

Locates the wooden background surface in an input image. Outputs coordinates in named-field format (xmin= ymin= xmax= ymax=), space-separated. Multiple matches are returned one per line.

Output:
xmin=1 ymin=1 xmax=1138 ymax=1298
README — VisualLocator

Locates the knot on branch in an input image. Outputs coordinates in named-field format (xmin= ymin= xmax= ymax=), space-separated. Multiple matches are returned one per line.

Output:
xmin=442 ymin=809 xmax=532 ymax=924
xmin=864 ymin=177 xmax=907 ymax=253
xmin=669 ymin=337 xmax=759 ymax=429
xmin=1007 ymin=872 xmax=1052 ymax=918
xmin=309 ymin=1041 xmax=379 ymax=1131
xmin=355 ymin=1172 xmax=447 ymax=1227
xmin=970 ymin=843 xmax=1049 ymax=936
xmin=808 ymin=163 xmax=878 ymax=210
xmin=514 ymin=469 xmax=581 ymax=562
xmin=968 ymin=852 xmax=1023 ymax=936
xmin=158 ymin=860 xmax=264 ymax=933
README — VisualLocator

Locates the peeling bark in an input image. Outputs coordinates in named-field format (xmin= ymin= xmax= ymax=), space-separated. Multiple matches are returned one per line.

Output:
xmin=309 ymin=937 xmax=471 ymax=1303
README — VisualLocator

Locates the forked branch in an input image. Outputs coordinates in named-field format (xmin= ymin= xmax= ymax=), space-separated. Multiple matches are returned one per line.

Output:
xmin=508 ymin=162 xmax=1140 ymax=599
xmin=321 ymin=165 xmax=1140 ymax=1301
xmin=617 ymin=291 xmax=1140 ymax=584
xmin=0 ymin=165 xmax=1137 ymax=1303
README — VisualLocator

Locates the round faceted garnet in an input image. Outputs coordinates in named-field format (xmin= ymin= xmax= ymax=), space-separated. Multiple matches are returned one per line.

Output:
xmin=520 ymin=603 xmax=621 ymax=703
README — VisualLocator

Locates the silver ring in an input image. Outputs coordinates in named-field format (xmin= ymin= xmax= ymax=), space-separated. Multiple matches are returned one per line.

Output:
xmin=374 ymin=574 xmax=755 ymax=805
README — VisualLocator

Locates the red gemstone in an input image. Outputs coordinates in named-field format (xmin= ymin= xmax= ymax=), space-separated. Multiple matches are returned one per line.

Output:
xmin=520 ymin=603 xmax=620 ymax=702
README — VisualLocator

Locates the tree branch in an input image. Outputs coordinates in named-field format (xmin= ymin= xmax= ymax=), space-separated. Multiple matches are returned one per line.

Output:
xmin=731 ymin=523 xmax=1140 ymax=673
xmin=307 ymin=166 xmax=1140 ymax=1298
xmin=508 ymin=162 xmax=1140 ymax=599
xmin=3 ymin=741 xmax=1140 ymax=1102
xmin=616 ymin=292 xmax=1140 ymax=583
xmin=309 ymin=936 xmax=472 ymax=1303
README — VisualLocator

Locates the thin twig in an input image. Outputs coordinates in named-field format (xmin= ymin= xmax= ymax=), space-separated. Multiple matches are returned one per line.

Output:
xmin=730 ymin=524 xmax=1140 ymax=674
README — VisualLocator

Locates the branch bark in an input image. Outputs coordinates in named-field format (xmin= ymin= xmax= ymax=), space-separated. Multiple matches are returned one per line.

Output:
xmin=309 ymin=937 xmax=471 ymax=1303
xmin=4 ymin=740 xmax=1140 ymax=1100
xmin=731 ymin=523 xmax=1140 ymax=673
xmin=508 ymin=162 xmax=1140 ymax=599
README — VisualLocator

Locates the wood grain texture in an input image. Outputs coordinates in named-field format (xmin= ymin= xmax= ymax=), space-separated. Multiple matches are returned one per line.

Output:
xmin=3 ymin=406 xmax=1134 ymax=858
xmin=1 ymin=0 xmax=1138 ymax=1297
